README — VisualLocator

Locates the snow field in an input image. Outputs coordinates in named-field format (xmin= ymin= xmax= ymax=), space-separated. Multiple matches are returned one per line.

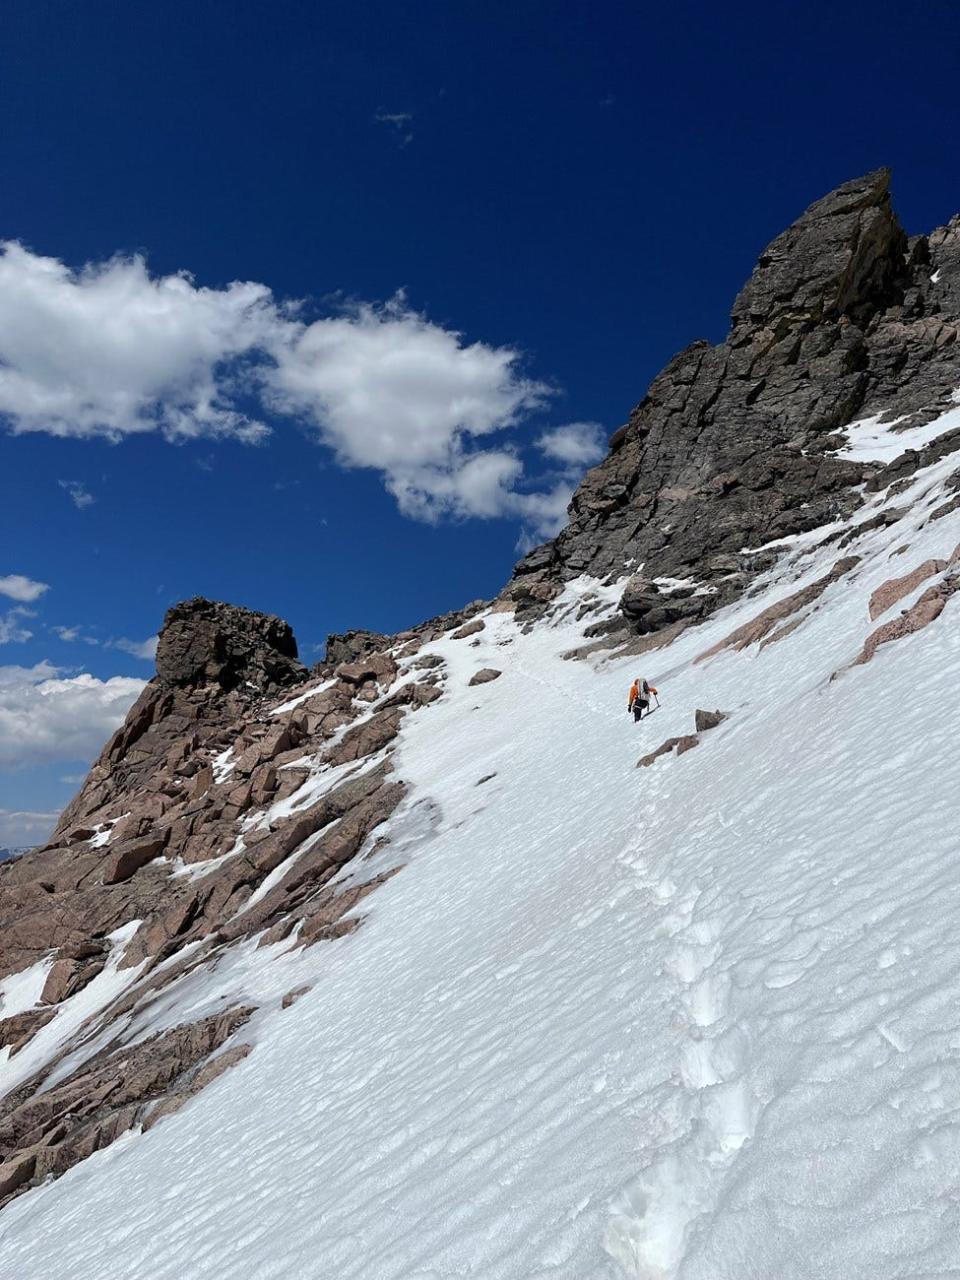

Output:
xmin=0 ymin=435 xmax=958 ymax=1277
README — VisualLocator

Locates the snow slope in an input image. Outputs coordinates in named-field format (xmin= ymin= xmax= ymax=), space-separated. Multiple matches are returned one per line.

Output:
xmin=0 ymin=441 xmax=959 ymax=1278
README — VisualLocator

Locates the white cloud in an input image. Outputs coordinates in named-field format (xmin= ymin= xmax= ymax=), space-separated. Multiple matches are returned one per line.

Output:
xmin=53 ymin=625 xmax=99 ymax=645
xmin=266 ymin=297 xmax=559 ymax=528
xmin=0 ymin=661 xmax=145 ymax=769
xmin=108 ymin=634 xmax=159 ymax=661
xmin=0 ymin=241 xmax=278 ymax=442
xmin=58 ymin=479 xmax=95 ymax=509
xmin=266 ymin=298 xmax=549 ymax=473
xmin=0 ymin=574 xmax=49 ymax=603
xmin=536 ymin=421 xmax=606 ymax=467
xmin=0 ymin=244 xmax=600 ymax=539
xmin=0 ymin=808 xmax=59 ymax=851
xmin=0 ymin=608 xmax=34 ymax=645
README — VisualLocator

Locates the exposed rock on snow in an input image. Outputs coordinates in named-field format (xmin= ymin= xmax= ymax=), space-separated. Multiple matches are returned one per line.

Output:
xmin=694 ymin=708 xmax=728 ymax=733
xmin=868 ymin=557 xmax=947 ymax=618
xmin=467 ymin=668 xmax=502 ymax=686
xmin=695 ymin=555 xmax=861 ymax=661
xmin=637 ymin=734 xmax=700 ymax=768
xmin=852 ymin=574 xmax=958 ymax=666
xmin=0 ymin=1006 xmax=254 ymax=1208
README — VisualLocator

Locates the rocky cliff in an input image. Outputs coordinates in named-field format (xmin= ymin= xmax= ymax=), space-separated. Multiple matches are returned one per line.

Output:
xmin=0 ymin=596 xmax=483 ymax=1204
xmin=1 ymin=168 xmax=960 ymax=1217
xmin=505 ymin=169 xmax=960 ymax=635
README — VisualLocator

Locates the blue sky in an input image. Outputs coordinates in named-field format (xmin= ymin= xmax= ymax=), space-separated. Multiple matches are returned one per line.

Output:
xmin=3 ymin=0 xmax=960 ymax=844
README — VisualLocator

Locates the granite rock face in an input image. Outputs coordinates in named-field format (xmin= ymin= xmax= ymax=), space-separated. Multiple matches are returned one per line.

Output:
xmin=156 ymin=597 xmax=306 ymax=692
xmin=0 ymin=593 xmax=462 ymax=1207
xmin=505 ymin=170 xmax=960 ymax=631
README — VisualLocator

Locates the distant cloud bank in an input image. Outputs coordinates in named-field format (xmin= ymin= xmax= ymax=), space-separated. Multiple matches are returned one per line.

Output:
xmin=0 ymin=661 xmax=145 ymax=770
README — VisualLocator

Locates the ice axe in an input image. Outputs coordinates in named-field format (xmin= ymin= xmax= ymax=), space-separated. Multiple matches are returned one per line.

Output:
xmin=642 ymin=692 xmax=661 ymax=719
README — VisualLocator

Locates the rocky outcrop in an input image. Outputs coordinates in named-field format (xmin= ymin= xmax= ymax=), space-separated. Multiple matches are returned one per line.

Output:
xmin=852 ymin=574 xmax=958 ymax=666
xmin=505 ymin=170 xmax=960 ymax=636
xmin=0 ymin=1006 xmax=254 ymax=1209
xmin=696 ymin=557 xmax=861 ymax=662
xmin=637 ymin=734 xmax=700 ymax=768
xmin=156 ymin=597 xmax=306 ymax=692
xmin=322 ymin=629 xmax=391 ymax=668
xmin=868 ymin=559 xmax=947 ymax=619
xmin=0 ymin=593 xmax=453 ymax=1202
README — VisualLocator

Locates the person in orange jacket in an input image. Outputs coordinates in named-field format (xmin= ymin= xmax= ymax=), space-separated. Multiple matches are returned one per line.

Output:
xmin=628 ymin=677 xmax=658 ymax=722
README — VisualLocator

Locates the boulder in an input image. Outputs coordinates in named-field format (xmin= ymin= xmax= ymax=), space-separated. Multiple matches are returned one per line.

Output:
xmin=451 ymin=619 xmax=485 ymax=640
xmin=281 ymin=985 xmax=312 ymax=1009
xmin=0 ymin=1008 xmax=57 ymax=1054
xmin=468 ymin=669 xmax=501 ymax=687
xmin=102 ymin=833 xmax=167 ymax=885
xmin=335 ymin=653 xmax=398 ymax=686
xmin=326 ymin=709 xmax=403 ymax=766
xmin=694 ymin=709 xmax=729 ymax=733
xmin=39 ymin=957 xmax=106 ymax=1005
xmin=156 ymin=597 xmax=306 ymax=692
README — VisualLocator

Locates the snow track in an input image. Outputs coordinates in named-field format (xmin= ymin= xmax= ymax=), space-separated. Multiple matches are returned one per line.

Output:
xmin=1 ymin=440 xmax=959 ymax=1277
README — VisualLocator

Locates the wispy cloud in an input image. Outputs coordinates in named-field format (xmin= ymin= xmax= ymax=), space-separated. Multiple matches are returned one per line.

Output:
xmin=536 ymin=422 xmax=606 ymax=467
xmin=58 ymin=479 xmax=95 ymax=509
xmin=107 ymin=634 xmax=159 ymax=661
xmin=52 ymin=625 xmax=99 ymax=646
xmin=0 ymin=807 xmax=60 ymax=849
xmin=0 ymin=574 xmax=49 ymax=603
xmin=0 ymin=607 xmax=34 ymax=645
xmin=374 ymin=109 xmax=414 ymax=147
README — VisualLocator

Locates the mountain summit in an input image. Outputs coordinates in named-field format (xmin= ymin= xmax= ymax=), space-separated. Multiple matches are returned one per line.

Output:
xmin=1 ymin=173 xmax=960 ymax=1279
xmin=506 ymin=168 xmax=960 ymax=633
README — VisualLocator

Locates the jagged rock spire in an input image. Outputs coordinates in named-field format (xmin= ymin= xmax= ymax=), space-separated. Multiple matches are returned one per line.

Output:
xmin=504 ymin=169 xmax=960 ymax=636
xmin=731 ymin=168 xmax=908 ymax=333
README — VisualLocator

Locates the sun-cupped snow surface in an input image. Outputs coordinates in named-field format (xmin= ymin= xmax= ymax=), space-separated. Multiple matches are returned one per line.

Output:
xmin=1 ymin=460 xmax=960 ymax=1278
